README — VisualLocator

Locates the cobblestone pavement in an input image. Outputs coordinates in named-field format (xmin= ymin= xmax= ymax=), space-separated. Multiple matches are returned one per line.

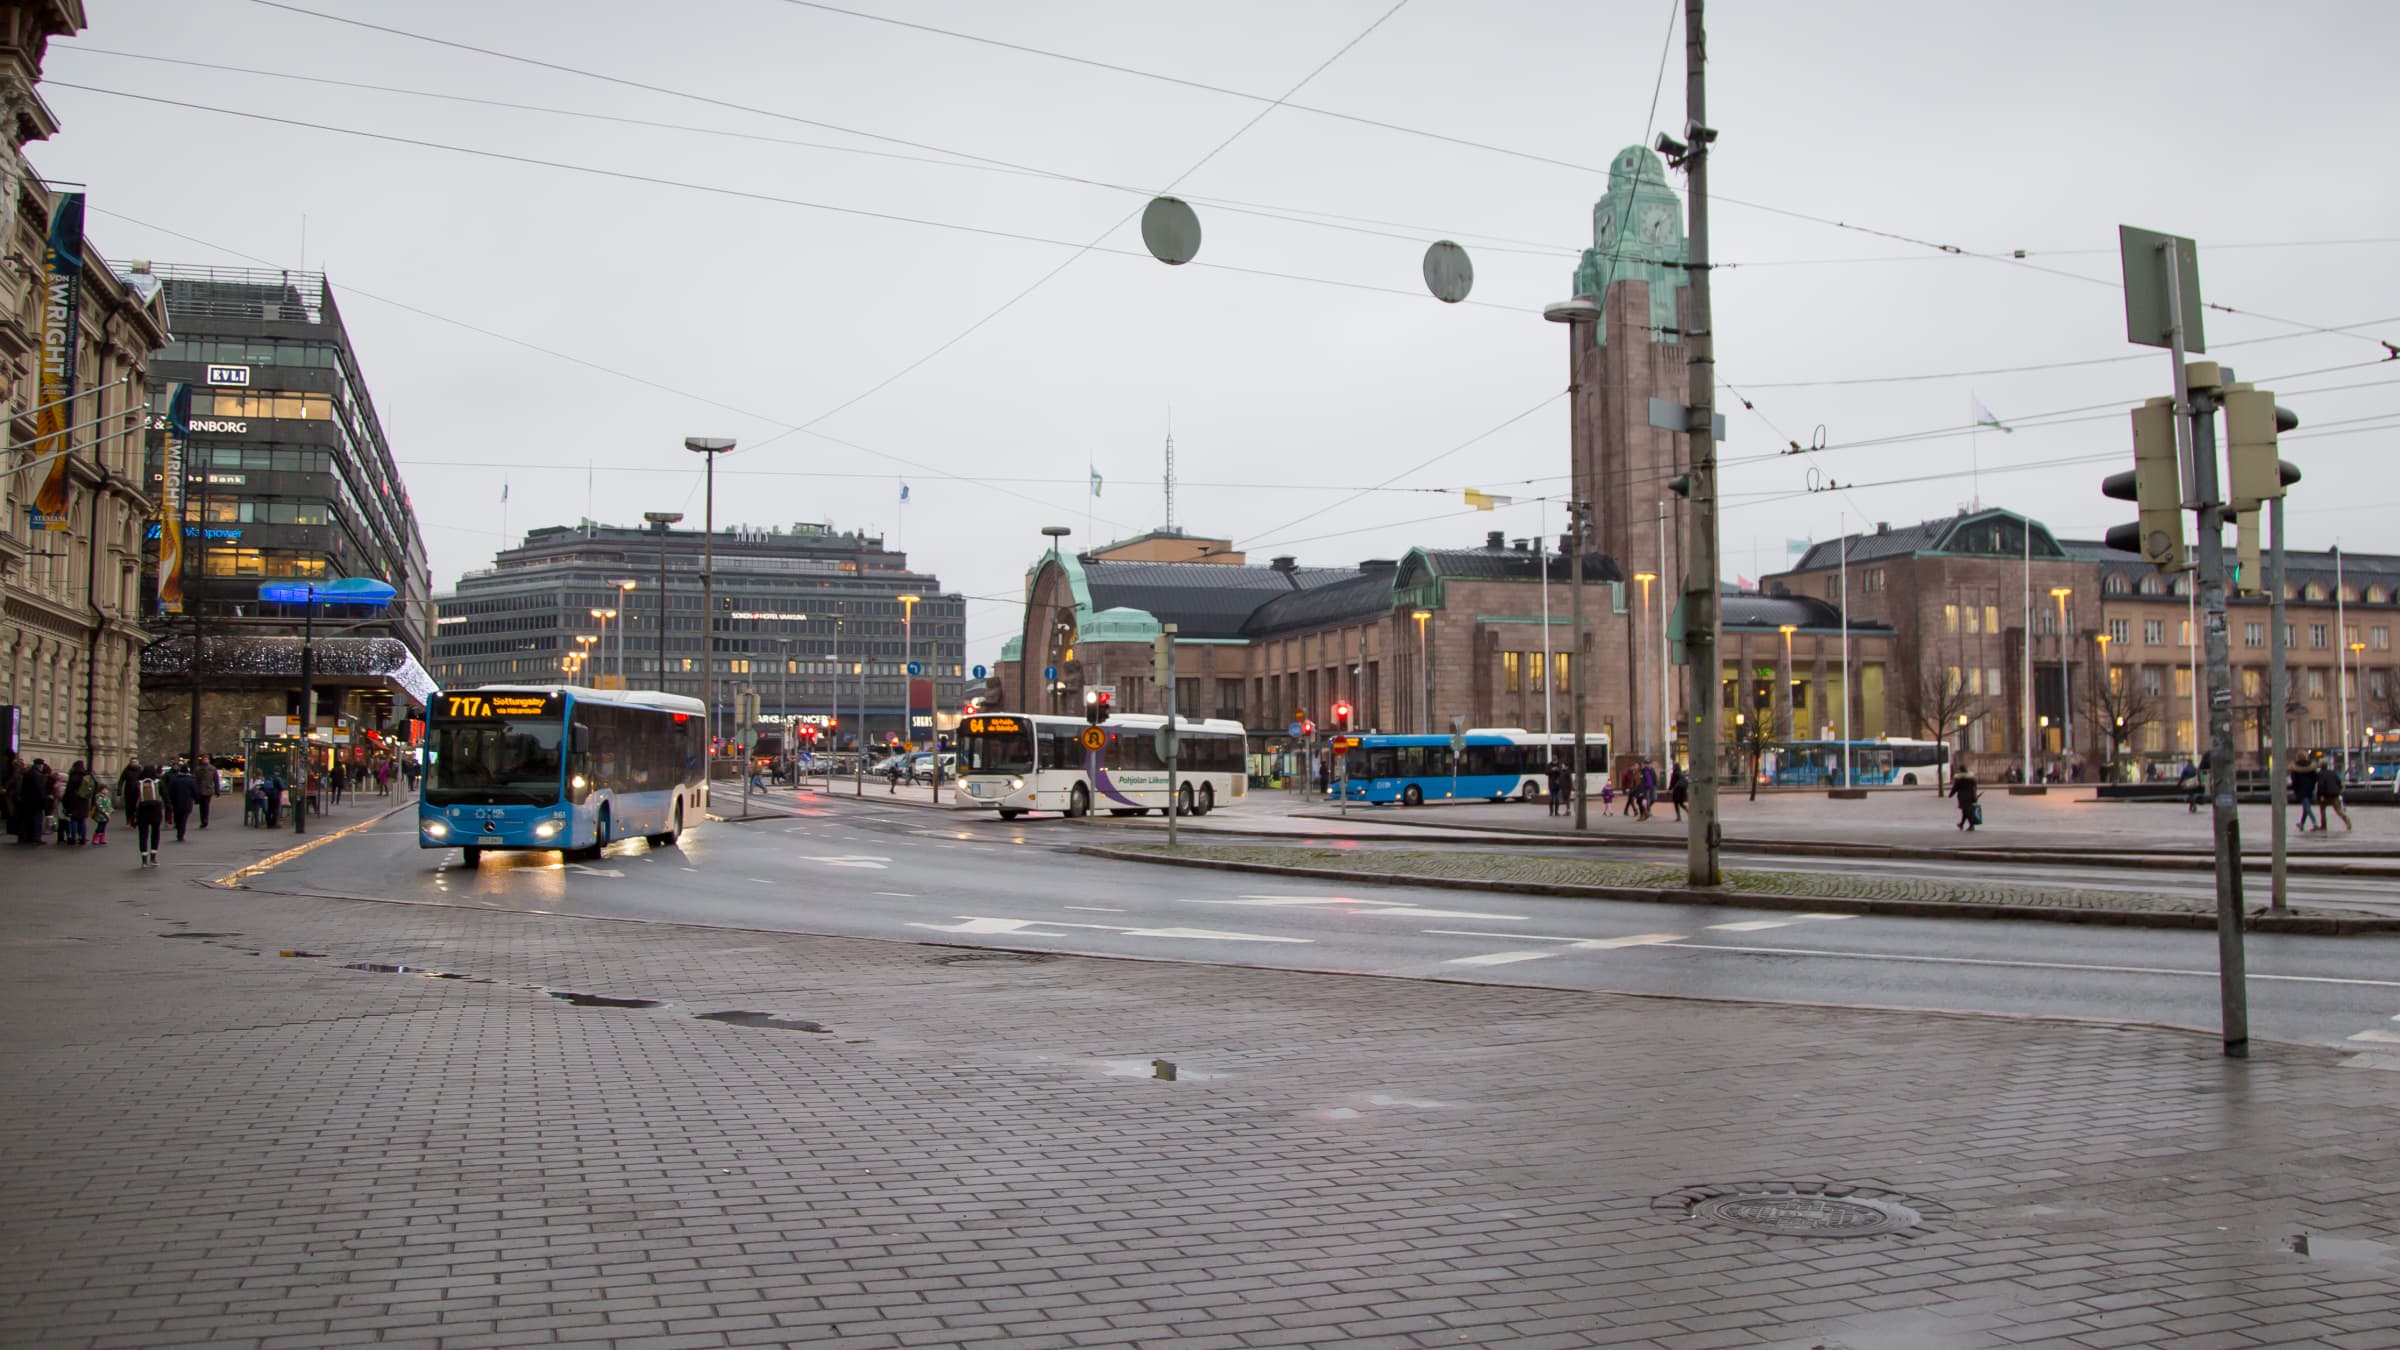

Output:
xmin=1100 ymin=843 xmax=2266 ymax=918
xmin=4 ymin=829 xmax=2399 ymax=1349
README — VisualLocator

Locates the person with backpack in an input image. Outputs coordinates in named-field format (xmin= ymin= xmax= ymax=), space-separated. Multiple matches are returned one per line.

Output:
xmin=193 ymin=758 xmax=218 ymax=829
xmin=1669 ymin=765 xmax=1690 ymax=822
xmin=132 ymin=765 xmax=166 ymax=866
xmin=2292 ymin=752 xmax=2320 ymax=832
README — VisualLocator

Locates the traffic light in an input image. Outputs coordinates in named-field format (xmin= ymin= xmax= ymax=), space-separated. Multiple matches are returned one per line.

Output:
xmin=1301 ymin=718 xmax=1315 ymax=737
xmin=1331 ymin=699 xmax=1352 ymax=732
xmin=1084 ymin=688 xmax=1112 ymax=725
xmin=1666 ymin=472 xmax=1692 ymax=499
xmin=2102 ymin=396 xmax=2186 ymax=571
xmin=2224 ymin=383 xmax=2300 ymax=511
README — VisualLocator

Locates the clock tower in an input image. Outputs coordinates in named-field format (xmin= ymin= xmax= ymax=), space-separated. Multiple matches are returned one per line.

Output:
xmin=1567 ymin=145 xmax=1692 ymax=601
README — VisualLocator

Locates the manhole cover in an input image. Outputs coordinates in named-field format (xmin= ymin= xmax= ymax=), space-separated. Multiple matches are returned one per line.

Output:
xmin=1656 ymin=1182 xmax=1930 ymax=1240
xmin=930 ymin=951 xmax=1056 ymax=966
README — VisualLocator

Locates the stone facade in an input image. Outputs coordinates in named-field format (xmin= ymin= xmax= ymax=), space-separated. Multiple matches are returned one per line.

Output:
xmin=0 ymin=1 xmax=171 ymax=775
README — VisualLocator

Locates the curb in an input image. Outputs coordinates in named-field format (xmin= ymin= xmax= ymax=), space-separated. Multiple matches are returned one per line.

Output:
xmin=1074 ymin=845 xmax=2400 ymax=936
xmin=1278 ymin=811 xmax=2400 ymax=875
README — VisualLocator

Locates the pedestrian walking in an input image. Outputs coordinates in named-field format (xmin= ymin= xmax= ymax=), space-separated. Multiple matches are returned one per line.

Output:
xmin=2 ymin=751 xmax=32 ymax=844
xmin=90 ymin=782 xmax=112 ymax=845
xmin=1637 ymin=763 xmax=1657 ymax=822
xmin=61 ymin=761 xmax=95 ymax=845
xmin=132 ymin=765 xmax=165 ymax=866
xmin=2317 ymin=758 xmax=2353 ymax=832
xmin=1669 ymin=765 xmax=1689 ymax=822
xmin=165 ymin=760 xmax=197 ymax=842
xmin=1545 ymin=760 xmax=1565 ymax=816
xmin=193 ymin=757 xmax=217 ymax=828
xmin=245 ymin=778 xmax=265 ymax=828
xmin=263 ymin=773 xmax=284 ymax=829
xmin=1949 ymin=767 xmax=1982 ymax=831
xmin=2293 ymin=753 xmax=2320 ymax=832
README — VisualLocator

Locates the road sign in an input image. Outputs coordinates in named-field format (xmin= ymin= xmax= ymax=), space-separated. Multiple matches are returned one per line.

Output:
xmin=1648 ymin=397 xmax=1728 ymax=441
xmin=2118 ymin=225 xmax=2206 ymax=353
xmin=1450 ymin=733 xmax=1467 ymax=753
xmin=1155 ymin=727 xmax=1178 ymax=761
xmin=1042 ymin=665 xmax=1057 ymax=682
xmin=1287 ymin=721 xmax=1306 ymax=737
xmin=906 ymin=661 xmax=922 ymax=676
xmin=972 ymin=664 xmax=986 ymax=679
xmin=1079 ymin=726 xmax=1106 ymax=751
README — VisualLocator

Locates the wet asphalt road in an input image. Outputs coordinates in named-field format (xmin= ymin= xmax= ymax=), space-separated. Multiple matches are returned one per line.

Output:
xmin=253 ymin=791 xmax=2400 ymax=1052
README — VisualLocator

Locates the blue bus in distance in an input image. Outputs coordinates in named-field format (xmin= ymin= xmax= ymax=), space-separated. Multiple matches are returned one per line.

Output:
xmin=419 ymin=685 xmax=707 ymax=866
xmin=1338 ymin=729 xmax=1612 ymax=805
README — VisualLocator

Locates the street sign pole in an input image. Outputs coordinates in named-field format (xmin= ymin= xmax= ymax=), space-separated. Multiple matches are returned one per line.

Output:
xmin=1161 ymin=624 xmax=1180 ymax=848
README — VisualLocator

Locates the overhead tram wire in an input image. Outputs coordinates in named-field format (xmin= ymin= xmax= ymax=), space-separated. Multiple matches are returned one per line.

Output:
xmin=241 ymin=2 xmax=2396 ymax=365
xmin=55 ymin=46 xmax=1578 ymax=261
xmin=86 ymin=204 xmax=1143 ymax=533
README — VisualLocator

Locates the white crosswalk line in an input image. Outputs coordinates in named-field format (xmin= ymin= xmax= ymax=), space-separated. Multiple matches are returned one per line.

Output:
xmin=1569 ymin=932 xmax=1687 ymax=949
xmin=2349 ymin=1029 xmax=2400 ymax=1044
xmin=1446 ymin=951 xmax=1555 ymax=967
xmin=1706 ymin=920 xmax=1793 ymax=932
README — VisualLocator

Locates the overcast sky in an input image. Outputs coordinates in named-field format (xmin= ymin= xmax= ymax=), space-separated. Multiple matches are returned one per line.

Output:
xmin=34 ymin=0 xmax=2400 ymax=662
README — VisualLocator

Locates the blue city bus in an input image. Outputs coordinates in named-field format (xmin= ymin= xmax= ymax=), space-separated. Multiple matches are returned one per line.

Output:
xmin=1757 ymin=738 xmax=1948 ymax=787
xmin=1338 ymin=729 xmax=1612 ymax=805
xmin=419 ymin=685 xmax=707 ymax=866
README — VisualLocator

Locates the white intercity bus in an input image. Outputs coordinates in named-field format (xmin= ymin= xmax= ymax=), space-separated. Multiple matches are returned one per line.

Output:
xmin=956 ymin=711 xmax=1247 ymax=819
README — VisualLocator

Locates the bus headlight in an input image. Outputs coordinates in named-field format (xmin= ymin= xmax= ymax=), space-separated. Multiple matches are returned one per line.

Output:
xmin=570 ymin=775 xmax=588 ymax=791
xmin=421 ymin=819 xmax=448 ymax=839
xmin=1008 ymin=777 xmax=1024 ymax=791
xmin=533 ymin=817 xmax=562 ymax=839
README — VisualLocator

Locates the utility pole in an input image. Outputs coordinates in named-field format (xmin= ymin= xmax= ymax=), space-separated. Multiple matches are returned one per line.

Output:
xmin=1162 ymin=622 xmax=1180 ymax=848
xmin=1675 ymin=0 xmax=1724 ymax=886
xmin=2269 ymin=493 xmax=2291 ymax=912
xmin=1569 ymin=499 xmax=1589 ymax=831
xmin=2184 ymin=359 xmax=2247 ymax=1058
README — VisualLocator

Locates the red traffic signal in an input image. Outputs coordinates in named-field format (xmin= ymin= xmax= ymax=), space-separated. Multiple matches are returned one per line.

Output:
xmin=1331 ymin=699 xmax=1353 ymax=730
xmin=1084 ymin=688 xmax=1113 ymax=725
xmin=1301 ymin=718 xmax=1316 ymax=737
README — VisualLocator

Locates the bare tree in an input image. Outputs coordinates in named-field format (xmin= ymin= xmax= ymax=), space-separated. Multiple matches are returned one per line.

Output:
xmin=1901 ymin=649 xmax=1985 ymax=745
xmin=2086 ymin=656 xmax=2164 ymax=776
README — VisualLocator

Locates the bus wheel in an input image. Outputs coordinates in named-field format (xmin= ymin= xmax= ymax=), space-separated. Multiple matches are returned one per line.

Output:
xmin=1402 ymin=784 xmax=1424 ymax=807
xmin=1068 ymin=784 xmax=1091 ymax=818
xmin=1177 ymin=784 xmax=1194 ymax=816
xmin=999 ymin=809 xmax=1023 ymax=821
xmin=1901 ymin=772 xmax=1918 ymax=786
xmin=1518 ymin=782 xmax=1537 ymax=802
xmin=648 ymin=803 xmax=682 ymax=849
xmin=1197 ymin=784 xmax=1215 ymax=815
xmin=461 ymin=846 xmax=481 ymax=868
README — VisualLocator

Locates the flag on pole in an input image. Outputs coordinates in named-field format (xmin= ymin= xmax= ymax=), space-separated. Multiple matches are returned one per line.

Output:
xmin=899 ymin=482 xmax=910 ymax=503
xmin=501 ymin=482 xmax=509 ymax=503
xmin=1089 ymin=466 xmax=1102 ymax=498
xmin=1462 ymin=488 xmax=1513 ymax=511
xmin=1785 ymin=537 xmax=1809 ymax=556
xmin=1972 ymin=395 xmax=2013 ymax=433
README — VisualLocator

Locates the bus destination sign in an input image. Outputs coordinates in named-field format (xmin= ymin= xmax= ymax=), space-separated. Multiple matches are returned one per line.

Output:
xmin=438 ymin=692 xmax=559 ymax=720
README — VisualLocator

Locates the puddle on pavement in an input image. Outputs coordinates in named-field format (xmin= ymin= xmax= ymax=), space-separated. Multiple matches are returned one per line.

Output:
xmin=1095 ymin=1058 xmax=1222 ymax=1081
xmin=341 ymin=962 xmax=483 ymax=981
xmin=547 ymin=991 xmax=662 ymax=1008
xmin=2292 ymin=1233 xmax=2399 ymax=1267
xmin=695 ymin=1010 xmax=830 ymax=1033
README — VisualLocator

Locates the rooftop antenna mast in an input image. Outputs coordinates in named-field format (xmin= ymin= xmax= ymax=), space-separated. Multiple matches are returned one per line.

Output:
xmin=1163 ymin=416 xmax=1177 ymax=533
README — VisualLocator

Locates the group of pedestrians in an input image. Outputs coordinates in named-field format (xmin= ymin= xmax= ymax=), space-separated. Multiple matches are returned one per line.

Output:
xmin=2292 ymin=751 xmax=2353 ymax=832
xmin=1541 ymin=759 xmax=1686 ymax=822
xmin=0 ymin=753 xmax=228 ymax=865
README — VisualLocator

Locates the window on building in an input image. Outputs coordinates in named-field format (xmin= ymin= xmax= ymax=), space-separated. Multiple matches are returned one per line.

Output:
xmin=2310 ymin=623 xmax=2329 ymax=650
xmin=2104 ymin=573 xmax=2128 ymax=595
xmin=2305 ymin=581 xmax=2329 ymax=601
xmin=1944 ymin=603 xmax=1959 ymax=634
xmin=1965 ymin=667 xmax=1981 ymax=695
xmin=1986 ymin=666 xmax=2003 ymax=697
xmin=2174 ymin=667 xmax=2192 ymax=699
xmin=2144 ymin=619 xmax=2164 ymax=645
xmin=2244 ymin=621 xmax=2264 ymax=648
xmin=1964 ymin=603 xmax=1981 ymax=635
xmin=1555 ymin=651 xmax=1571 ymax=693
xmin=1527 ymin=651 xmax=1545 ymax=692
xmin=2307 ymin=669 xmax=2327 ymax=698
xmin=2142 ymin=666 xmax=2164 ymax=697
xmin=1945 ymin=666 xmax=1962 ymax=695
xmin=2370 ymin=585 xmax=2391 ymax=604
xmin=2375 ymin=626 xmax=2391 ymax=652
xmin=1501 ymin=651 xmax=1520 ymax=695
xmin=2142 ymin=721 xmax=2165 ymax=752
xmin=1984 ymin=604 xmax=1999 ymax=635
xmin=2175 ymin=718 xmax=2193 ymax=752
xmin=2310 ymin=717 xmax=2326 ymax=744
xmin=2240 ymin=668 xmax=2262 ymax=699
xmin=2139 ymin=574 xmax=2163 ymax=596
xmin=2109 ymin=618 xmax=2131 ymax=644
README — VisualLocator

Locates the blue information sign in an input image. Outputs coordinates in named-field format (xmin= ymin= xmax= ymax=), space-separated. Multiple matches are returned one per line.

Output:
xmin=1043 ymin=665 xmax=1058 ymax=681
xmin=972 ymin=664 xmax=986 ymax=679
xmin=1287 ymin=721 xmax=1305 ymax=737
xmin=906 ymin=661 xmax=922 ymax=676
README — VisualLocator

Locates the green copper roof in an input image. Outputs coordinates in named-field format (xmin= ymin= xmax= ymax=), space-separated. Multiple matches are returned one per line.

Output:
xmin=1572 ymin=145 xmax=1689 ymax=344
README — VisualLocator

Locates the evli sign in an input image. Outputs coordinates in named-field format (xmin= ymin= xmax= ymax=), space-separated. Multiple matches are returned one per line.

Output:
xmin=205 ymin=364 xmax=251 ymax=387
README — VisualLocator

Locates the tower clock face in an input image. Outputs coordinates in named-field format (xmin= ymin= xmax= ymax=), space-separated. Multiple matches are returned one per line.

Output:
xmin=1637 ymin=203 xmax=1677 ymax=244
xmin=1596 ymin=208 xmax=1618 ymax=247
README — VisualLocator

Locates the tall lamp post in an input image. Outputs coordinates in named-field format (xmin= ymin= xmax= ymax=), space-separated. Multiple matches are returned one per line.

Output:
xmin=2350 ymin=640 xmax=2367 ymax=777
xmin=1954 ymin=712 xmax=1968 ymax=793
xmin=1634 ymin=572 xmax=1658 ymax=757
xmin=614 ymin=580 xmax=637 ymax=681
xmin=2095 ymin=630 xmax=2113 ymax=780
xmin=589 ymin=607 xmax=617 ymax=687
xmin=260 ymin=576 xmax=396 ymax=836
xmin=1777 ymin=623 xmax=1796 ymax=742
xmin=686 ymin=437 xmax=736 ymax=761
xmin=2050 ymin=586 xmax=2073 ymax=773
xmin=1411 ymin=608 xmax=1433 ymax=733
xmin=1545 ymin=294 xmax=1601 ymax=832
xmin=898 ymin=592 xmax=921 ymax=751
xmin=575 ymin=634 xmax=596 ymax=682
xmin=642 ymin=511 xmax=682 ymax=687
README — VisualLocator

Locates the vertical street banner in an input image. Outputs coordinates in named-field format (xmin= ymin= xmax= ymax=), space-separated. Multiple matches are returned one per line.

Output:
xmin=155 ymin=381 xmax=192 ymax=613
xmin=26 ymin=192 xmax=86 ymax=531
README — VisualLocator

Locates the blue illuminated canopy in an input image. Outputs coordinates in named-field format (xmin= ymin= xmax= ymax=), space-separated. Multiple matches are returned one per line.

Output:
xmin=258 ymin=576 xmax=398 ymax=606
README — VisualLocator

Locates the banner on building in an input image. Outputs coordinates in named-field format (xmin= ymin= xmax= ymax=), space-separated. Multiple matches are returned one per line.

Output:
xmin=155 ymin=382 xmax=192 ymax=613
xmin=26 ymin=192 xmax=87 ymax=532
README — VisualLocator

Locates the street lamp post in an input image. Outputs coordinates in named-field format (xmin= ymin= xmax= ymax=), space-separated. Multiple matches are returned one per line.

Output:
xmin=1634 ymin=572 xmax=1658 ymax=758
xmin=574 ymin=634 xmax=596 ymax=682
xmin=260 ymin=577 xmax=396 ymax=836
xmin=1411 ymin=609 xmax=1433 ymax=734
xmin=642 ymin=511 xmax=682 ymax=688
xmin=1545 ymin=295 xmax=1601 ymax=834
xmin=1777 ymin=623 xmax=1797 ymax=742
xmin=2050 ymin=587 xmax=2073 ymax=774
xmin=615 ymin=580 xmax=636 ymax=681
xmin=2095 ymin=630 xmax=2113 ymax=780
xmin=686 ymin=437 xmax=736 ymax=766
xmin=589 ymin=608 xmax=617 ymax=686
xmin=2350 ymin=641 xmax=2367 ymax=777
xmin=1953 ymin=712 xmax=1968 ymax=794
xmin=898 ymin=593 xmax=921 ymax=753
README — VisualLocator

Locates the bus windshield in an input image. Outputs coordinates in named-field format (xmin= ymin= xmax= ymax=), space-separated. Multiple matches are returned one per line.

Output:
xmin=959 ymin=717 xmax=1036 ymax=774
xmin=426 ymin=719 xmax=564 ymax=805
